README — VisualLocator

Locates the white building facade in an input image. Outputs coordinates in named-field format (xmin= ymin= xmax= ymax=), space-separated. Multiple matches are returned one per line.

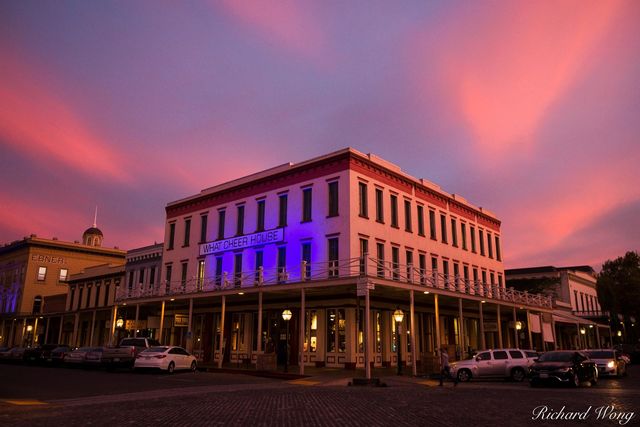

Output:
xmin=117 ymin=149 xmax=553 ymax=373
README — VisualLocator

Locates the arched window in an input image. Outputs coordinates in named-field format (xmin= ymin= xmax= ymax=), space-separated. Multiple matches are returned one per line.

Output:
xmin=33 ymin=295 xmax=42 ymax=313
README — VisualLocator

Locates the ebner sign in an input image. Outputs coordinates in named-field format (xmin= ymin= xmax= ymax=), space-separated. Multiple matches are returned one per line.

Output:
xmin=199 ymin=228 xmax=285 ymax=256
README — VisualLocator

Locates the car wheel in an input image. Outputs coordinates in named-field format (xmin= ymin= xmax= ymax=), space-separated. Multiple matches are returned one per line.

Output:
xmin=190 ymin=361 xmax=197 ymax=372
xmin=457 ymin=369 xmax=471 ymax=382
xmin=511 ymin=368 xmax=526 ymax=382
xmin=167 ymin=362 xmax=175 ymax=374
xmin=572 ymin=372 xmax=580 ymax=388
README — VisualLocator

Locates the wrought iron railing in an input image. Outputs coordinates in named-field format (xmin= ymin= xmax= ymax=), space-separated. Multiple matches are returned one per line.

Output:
xmin=115 ymin=256 xmax=553 ymax=308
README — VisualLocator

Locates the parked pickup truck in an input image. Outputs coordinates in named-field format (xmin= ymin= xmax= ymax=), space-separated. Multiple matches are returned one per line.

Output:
xmin=102 ymin=338 xmax=161 ymax=369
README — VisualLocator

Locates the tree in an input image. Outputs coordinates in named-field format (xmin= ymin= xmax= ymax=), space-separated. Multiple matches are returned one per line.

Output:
xmin=597 ymin=251 xmax=640 ymax=343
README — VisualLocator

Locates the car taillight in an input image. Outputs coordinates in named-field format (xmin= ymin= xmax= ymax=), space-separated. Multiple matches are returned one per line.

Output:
xmin=153 ymin=355 xmax=166 ymax=359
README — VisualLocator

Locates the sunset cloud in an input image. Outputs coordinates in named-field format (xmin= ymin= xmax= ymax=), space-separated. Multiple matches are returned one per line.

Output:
xmin=215 ymin=0 xmax=327 ymax=61
xmin=0 ymin=50 xmax=130 ymax=183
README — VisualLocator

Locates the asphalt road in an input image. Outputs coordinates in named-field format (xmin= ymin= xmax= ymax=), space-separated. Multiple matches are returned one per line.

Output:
xmin=1 ymin=363 xmax=639 ymax=426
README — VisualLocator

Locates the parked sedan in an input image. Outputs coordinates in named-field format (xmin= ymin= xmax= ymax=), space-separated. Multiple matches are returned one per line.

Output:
xmin=48 ymin=346 xmax=72 ymax=365
xmin=23 ymin=344 xmax=64 ymax=364
xmin=84 ymin=347 xmax=105 ymax=368
xmin=134 ymin=346 xmax=197 ymax=373
xmin=585 ymin=349 xmax=627 ymax=377
xmin=0 ymin=347 xmax=26 ymax=362
xmin=64 ymin=347 xmax=93 ymax=366
xmin=529 ymin=351 xmax=598 ymax=387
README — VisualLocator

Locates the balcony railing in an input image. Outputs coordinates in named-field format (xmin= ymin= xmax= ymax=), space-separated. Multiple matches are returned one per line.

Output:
xmin=115 ymin=256 xmax=553 ymax=309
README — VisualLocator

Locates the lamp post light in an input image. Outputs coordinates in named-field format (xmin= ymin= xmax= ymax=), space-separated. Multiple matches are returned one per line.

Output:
xmin=393 ymin=308 xmax=404 ymax=376
xmin=282 ymin=309 xmax=292 ymax=373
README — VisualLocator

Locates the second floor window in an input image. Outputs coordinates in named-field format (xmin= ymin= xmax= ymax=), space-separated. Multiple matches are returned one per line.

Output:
xmin=358 ymin=182 xmax=368 ymax=217
xmin=278 ymin=194 xmax=288 ymax=227
xmin=375 ymin=188 xmax=384 ymax=222
xmin=328 ymin=238 xmax=339 ymax=277
xmin=167 ymin=223 xmax=175 ymax=250
xmin=429 ymin=210 xmax=436 ymax=240
xmin=440 ymin=214 xmax=448 ymax=244
xmin=328 ymin=181 xmax=339 ymax=217
xmin=236 ymin=205 xmax=245 ymax=235
xmin=217 ymin=210 xmax=226 ymax=240
xmin=37 ymin=266 xmax=47 ymax=281
xmin=470 ymin=226 xmax=476 ymax=253
xmin=302 ymin=187 xmax=312 ymax=222
xmin=390 ymin=195 xmax=398 ymax=227
xmin=417 ymin=205 xmax=425 ymax=236
xmin=404 ymin=200 xmax=412 ymax=232
xmin=451 ymin=218 xmax=457 ymax=247
xmin=487 ymin=232 xmax=493 ymax=258
xmin=200 ymin=214 xmax=208 ymax=243
xmin=256 ymin=200 xmax=265 ymax=231
xmin=59 ymin=268 xmax=68 ymax=282
xmin=461 ymin=223 xmax=467 ymax=250
xmin=183 ymin=218 xmax=191 ymax=247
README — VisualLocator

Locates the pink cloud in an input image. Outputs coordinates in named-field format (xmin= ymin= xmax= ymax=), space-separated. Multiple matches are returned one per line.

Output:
xmin=411 ymin=1 xmax=624 ymax=162
xmin=0 ymin=50 xmax=131 ymax=183
xmin=503 ymin=153 xmax=640 ymax=267
xmin=216 ymin=0 xmax=327 ymax=61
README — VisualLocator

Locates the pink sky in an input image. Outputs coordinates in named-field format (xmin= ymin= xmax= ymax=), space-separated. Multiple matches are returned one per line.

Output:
xmin=0 ymin=1 xmax=638 ymax=269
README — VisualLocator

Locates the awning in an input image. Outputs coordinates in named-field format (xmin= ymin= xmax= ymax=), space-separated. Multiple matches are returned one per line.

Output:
xmin=552 ymin=311 xmax=598 ymax=326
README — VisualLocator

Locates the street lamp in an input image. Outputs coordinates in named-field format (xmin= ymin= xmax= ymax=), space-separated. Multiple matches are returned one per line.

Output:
xmin=393 ymin=308 xmax=404 ymax=375
xmin=282 ymin=309 xmax=292 ymax=373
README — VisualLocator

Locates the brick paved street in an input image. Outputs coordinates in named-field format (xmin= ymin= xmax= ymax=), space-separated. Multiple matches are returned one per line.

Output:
xmin=1 ymin=364 xmax=638 ymax=426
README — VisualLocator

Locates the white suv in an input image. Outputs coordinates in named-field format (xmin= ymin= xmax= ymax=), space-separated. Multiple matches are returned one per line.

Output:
xmin=450 ymin=349 xmax=538 ymax=382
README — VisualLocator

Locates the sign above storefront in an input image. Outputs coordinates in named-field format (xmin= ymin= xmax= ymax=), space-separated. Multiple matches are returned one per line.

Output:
xmin=199 ymin=227 xmax=285 ymax=256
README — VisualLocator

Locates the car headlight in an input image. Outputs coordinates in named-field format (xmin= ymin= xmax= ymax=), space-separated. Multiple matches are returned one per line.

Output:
xmin=607 ymin=361 xmax=615 ymax=369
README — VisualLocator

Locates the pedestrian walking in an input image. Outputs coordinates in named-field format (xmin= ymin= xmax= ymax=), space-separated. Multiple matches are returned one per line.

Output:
xmin=439 ymin=346 xmax=458 ymax=386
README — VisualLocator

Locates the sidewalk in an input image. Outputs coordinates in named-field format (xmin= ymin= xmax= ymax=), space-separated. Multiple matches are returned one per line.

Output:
xmin=200 ymin=363 xmax=456 ymax=388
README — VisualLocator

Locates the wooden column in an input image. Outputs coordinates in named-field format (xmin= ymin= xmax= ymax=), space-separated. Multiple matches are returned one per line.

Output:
xmin=496 ymin=305 xmax=503 ymax=348
xmin=479 ymin=302 xmax=485 ymax=350
xmin=299 ymin=288 xmax=305 ymax=375
xmin=365 ymin=287 xmax=371 ymax=380
xmin=410 ymin=290 xmax=417 ymax=376
xmin=134 ymin=304 xmax=140 ymax=338
xmin=434 ymin=294 xmax=441 ymax=353
xmin=187 ymin=299 xmax=194 ymax=352
xmin=218 ymin=295 xmax=226 ymax=369
xmin=57 ymin=315 xmax=64 ymax=344
xmin=44 ymin=317 xmax=51 ymax=344
xmin=158 ymin=301 xmax=166 ymax=343
xmin=595 ymin=326 xmax=601 ymax=348
xmin=110 ymin=305 xmax=118 ymax=346
xmin=257 ymin=291 xmax=263 ymax=352
xmin=89 ymin=310 xmax=97 ymax=346
xmin=458 ymin=298 xmax=464 ymax=358
xmin=71 ymin=313 xmax=80 ymax=347
xmin=513 ymin=306 xmax=519 ymax=348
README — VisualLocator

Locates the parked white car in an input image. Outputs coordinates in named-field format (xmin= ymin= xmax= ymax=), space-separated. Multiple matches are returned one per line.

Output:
xmin=450 ymin=349 xmax=537 ymax=382
xmin=134 ymin=346 xmax=197 ymax=373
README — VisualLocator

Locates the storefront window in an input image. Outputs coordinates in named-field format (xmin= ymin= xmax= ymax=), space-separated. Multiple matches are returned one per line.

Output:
xmin=326 ymin=309 xmax=346 ymax=353
xmin=231 ymin=313 xmax=244 ymax=351
xmin=327 ymin=309 xmax=336 ymax=352
xmin=357 ymin=308 xmax=364 ymax=353
xmin=304 ymin=310 xmax=317 ymax=352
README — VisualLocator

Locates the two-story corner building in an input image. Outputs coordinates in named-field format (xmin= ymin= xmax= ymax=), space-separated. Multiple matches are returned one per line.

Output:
xmin=117 ymin=148 xmax=554 ymax=375
xmin=506 ymin=266 xmax=612 ymax=350
xmin=0 ymin=226 xmax=126 ymax=348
